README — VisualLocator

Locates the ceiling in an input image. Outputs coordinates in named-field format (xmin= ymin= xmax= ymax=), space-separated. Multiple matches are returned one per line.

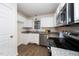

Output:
xmin=17 ymin=3 xmax=59 ymax=17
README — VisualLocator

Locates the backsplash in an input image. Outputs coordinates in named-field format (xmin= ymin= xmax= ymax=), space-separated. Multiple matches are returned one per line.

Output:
xmin=54 ymin=26 xmax=79 ymax=32
xmin=47 ymin=24 xmax=79 ymax=32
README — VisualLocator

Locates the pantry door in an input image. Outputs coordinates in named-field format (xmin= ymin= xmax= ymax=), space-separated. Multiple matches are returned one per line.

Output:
xmin=0 ymin=3 xmax=17 ymax=56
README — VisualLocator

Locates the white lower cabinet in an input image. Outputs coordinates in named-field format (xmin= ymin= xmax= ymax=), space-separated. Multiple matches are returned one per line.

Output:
xmin=22 ymin=33 xmax=39 ymax=45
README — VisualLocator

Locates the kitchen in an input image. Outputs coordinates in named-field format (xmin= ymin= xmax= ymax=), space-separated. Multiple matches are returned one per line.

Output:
xmin=0 ymin=3 xmax=79 ymax=56
xmin=17 ymin=3 xmax=79 ymax=56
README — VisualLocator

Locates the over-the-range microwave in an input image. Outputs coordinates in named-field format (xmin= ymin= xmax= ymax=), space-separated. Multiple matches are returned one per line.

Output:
xmin=56 ymin=3 xmax=74 ymax=25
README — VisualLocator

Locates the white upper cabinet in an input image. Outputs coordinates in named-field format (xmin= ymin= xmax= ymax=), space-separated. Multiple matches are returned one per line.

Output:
xmin=55 ymin=3 xmax=65 ymax=26
xmin=53 ymin=14 xmax=57 ymax=27
xmin=17 ymin=14 xmax=27 ymax=23
xmin=74 ymin=3 xmax=79 ymax=23
xmin=17 ymin=14 xmax=33 ymax=28
xmin=40 ymin=16 xmax=55 ymax=27
xmin=56 ymin=3 xmax=65 ymax=16
xmin=24 ymin=20 xmax=33 ymax=28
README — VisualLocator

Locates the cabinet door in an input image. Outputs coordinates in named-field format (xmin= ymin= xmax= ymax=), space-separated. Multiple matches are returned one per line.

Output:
xmin=0 ymin=3 xmax=17 ymax=56
xmin=56 ymin=3 xmax=65 ymax=16
xmin=74 ymin=3 xmax=79 ymax=23
xmin=24 ymin=20 xmax=33 ymax=28
xmin=23 ymin=34 xmax=39 ymax=45
xmin=41 ymin=17 xmax=54 ymax=27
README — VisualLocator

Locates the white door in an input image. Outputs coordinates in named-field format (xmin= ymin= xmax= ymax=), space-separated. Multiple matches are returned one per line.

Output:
xmin=0 ymin=3 xmax=17 ymax=56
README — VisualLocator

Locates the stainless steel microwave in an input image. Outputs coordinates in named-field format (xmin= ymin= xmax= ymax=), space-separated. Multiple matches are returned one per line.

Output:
xmin=56 ymin=3 xmax=74 ymax=25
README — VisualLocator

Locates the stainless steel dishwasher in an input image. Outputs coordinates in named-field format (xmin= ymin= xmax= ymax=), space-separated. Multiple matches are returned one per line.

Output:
xmin=39 ymin=34 xmax=48 ymax=46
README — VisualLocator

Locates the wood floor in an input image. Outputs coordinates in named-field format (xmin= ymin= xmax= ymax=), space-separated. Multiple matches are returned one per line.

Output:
xmin=18 ymin=43 xmax=49 ymax=56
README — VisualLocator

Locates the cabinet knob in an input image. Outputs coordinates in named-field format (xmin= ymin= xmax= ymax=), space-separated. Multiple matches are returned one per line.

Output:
xmin=10 ymin=35 xmax=13 ymax=38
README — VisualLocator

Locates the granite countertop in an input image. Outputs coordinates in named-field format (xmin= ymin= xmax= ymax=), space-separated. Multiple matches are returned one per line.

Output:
xmin=22 ymin=31 xmax=40 ymax=33
xmin=22 ymin=31 xmax=59 ymax=38
xmin=51 ymin=47 xmax=79 ymax=56
xmin=22 ymin=31 xmax=59 ymax=34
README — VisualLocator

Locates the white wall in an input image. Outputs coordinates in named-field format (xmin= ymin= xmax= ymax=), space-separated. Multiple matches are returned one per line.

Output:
xmin=17 ymin=22 xmax=24 ymax=45
xmin=17 ymin=13 xmax=27 ymax=46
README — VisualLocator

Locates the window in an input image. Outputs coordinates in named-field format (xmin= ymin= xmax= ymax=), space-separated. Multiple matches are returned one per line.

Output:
xmin=34 ymin=20 xmax=40 ymax=29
